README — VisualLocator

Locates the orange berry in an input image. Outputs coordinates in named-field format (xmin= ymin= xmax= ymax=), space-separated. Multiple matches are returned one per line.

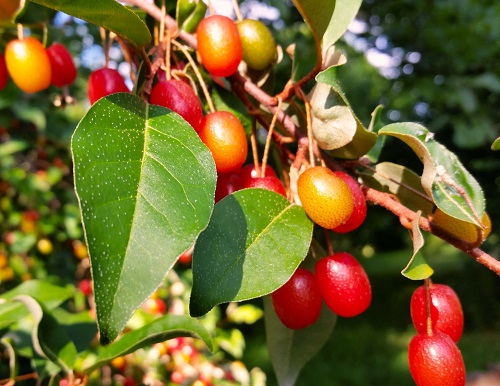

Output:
xmin=196 ymin=15 xmax=242 ymax=77
xmin=198 ymin=111 xmax=248 ymax=173
xmin=5 ymin=37 xmax=51 ymax=93
xmin=432 ymin=208 xmax=491 ymax=244
xmin=297 ymin=166 xmax=354 ymax=229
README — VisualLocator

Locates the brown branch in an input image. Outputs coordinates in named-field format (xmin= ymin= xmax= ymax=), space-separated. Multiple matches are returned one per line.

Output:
xmin=364 ymin=187 xmax=500 ymax=276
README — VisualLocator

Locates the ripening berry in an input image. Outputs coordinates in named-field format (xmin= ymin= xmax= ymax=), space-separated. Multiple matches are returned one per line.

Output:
xmin=246 ymin=176 xmax=286 ymax=197
xmin=271 ymin=268 xmax=322 ymax=329
xmin=215 ymin=171 xmax=243 ymax=203
xmin=237 ymin=19 xmax=277 ymax=70
xmin=196 ymin=15 xmax=242 ymax=77
xmin=315 ymin=252 xmax=371 ymax=317
xmin=46 ymin=43 xmax=77 ymax=87
xmin=432 ymin=208 xmax=491 ymax=245
xmin=87 ymin=68 xmax=130 ymax=105
xmin=408 ymin=331 xmax=466 ymax=386
xmin=332 ymin=171 xmax=367 ymax=233
xmin=5 ymin=37 xmax=51 ymax=93
xmin=240 ymin=163 xmax=277 ymax=186
xmin=410 ymin=283 xmax=464 ymax=343
xmin=297 ymin=166 xmax=354 ymax=229
xmin=149 ymin=79 xmax=203 ymax=131
xmin=198 ymin=111 xmax=248 ymax=173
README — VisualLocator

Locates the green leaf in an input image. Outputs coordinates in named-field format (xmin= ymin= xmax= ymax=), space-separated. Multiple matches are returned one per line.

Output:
xmin=0 ymin=140 xmax=29 ymax=157
xmin=0 ymin=338 xmax=18 ymax=382
xmin=176 ymin=0 xmax=207 ymax=34
xmin=401 ymin=211 xmax=434 ymax=280
xmin=0 ymin=280 xmax=74 ymax=329
xmin=81 ymin=314 xmax=212 ymax=374
xmin=492 ymin=137 xmax=500 ymax=151
xmin=292 ymin=0 xmax=362 ymax=57
xmin=379 ymin=122 xmax=485 ymax=225
xmin=315 ymin=67 xmax=378 ymax=159
xmin=14 ymin=295 xmax=77 ymax=373
xmin=189 ymin=188 xmax=314 ymax=317
xmin=71 ymin=93 xmax=216 ymax=344
xmin=263 ymin=296 xmax=336 ymax=386
xmin=359 ymin=162 xmax=434 ymax=216
xmin=13 ymin=1 xmax=54 ymax=25
xmin=28 ymin=0 xmax=151 ymax=47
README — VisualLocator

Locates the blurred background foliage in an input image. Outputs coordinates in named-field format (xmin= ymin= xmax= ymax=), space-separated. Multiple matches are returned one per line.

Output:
xmin=0 ymin=0 xmax=499 ymax=385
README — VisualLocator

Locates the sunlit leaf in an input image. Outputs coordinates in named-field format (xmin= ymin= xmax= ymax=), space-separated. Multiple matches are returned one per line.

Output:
xmin=72 ymin=93 xmax=216 ymax=343
xmin=492 ymin=137 xmax=500 ymax=151
xmin=189 ymin=188 xmax=314 ymax=317
xmin=401 ymin=211 xmax=434 ymax=280
xmin=379 ymin=122 xmax=485 ymax=225
xmin=176 ymin=0 xmax=207 ymax=33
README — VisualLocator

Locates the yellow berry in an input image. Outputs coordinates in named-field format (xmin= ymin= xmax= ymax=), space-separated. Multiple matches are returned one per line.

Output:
xmin=297 ymin=166 xmax=354 ymax=229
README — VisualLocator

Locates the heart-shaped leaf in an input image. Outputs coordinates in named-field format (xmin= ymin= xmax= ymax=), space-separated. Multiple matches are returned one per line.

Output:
xmin=379 ymin=122 xmax=485 ymax=225
xmin=72 ymin=93 xmax=216 ymax=344
xmin=81 ymin=314 xmax=212 ymax=374
xmin=359 ymin=162 xmax=434 ymax=216
xmin=189 ymin=188 xmax=314 ymax=317
xmin=29 ymin=0 xmax=151 ymax=47
xmin=263 ymin=296 xmax=336 ymax=386
xmin=401 ymin=211 xmax=434 ymax=280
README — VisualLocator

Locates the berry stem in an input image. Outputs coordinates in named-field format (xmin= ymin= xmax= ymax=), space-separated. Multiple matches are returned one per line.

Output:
xmin=232 ymin=0 xmax=243 ymax=22
xmin=324 ymin=228 xmax=334 ymax=255
xmin=17 ymin=24 xmax=24 ymax=40
xmin=261 ymin=98 xmax=282 ymax=178
xmin=424 ymin=278 xmax=433 ymax=336
xmin=295 ymin=87 xmax=315 ymax=166
xmin=250 ymin=119 xmax=260 ymax=177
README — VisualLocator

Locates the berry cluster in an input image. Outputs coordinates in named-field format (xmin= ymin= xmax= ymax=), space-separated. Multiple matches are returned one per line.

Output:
xmin=408 ymin=281 xmax=466 ymax=385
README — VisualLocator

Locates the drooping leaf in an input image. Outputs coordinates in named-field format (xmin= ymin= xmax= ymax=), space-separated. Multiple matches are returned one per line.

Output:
xmin=81 ymin=314 xmax=212 ymax=374
xmin=0 ymin=280 xmax=74 ymax=329
xmin=14 ymin=295 xmax=77 ymax=373
xmin=189 ymin=188 xmax=314 ymax=317
xmin=72 ymin=93 xmax=216 ymax=344
xmin=0 ymin=338 xmax=18 ymax=382
xmin=401 ymin=211 xmax=434 ymax=280
xmin=379 ymin=122 xmax=485 ymax=225
xmin=292 ymin=0 xmax=362 ymax=58
xmin=28 ymin=0 xmax=151 ymax=47
xmin=263 ymin=296 xmax=336 ymax=386
xmin=176 ymin=0 xmax=207 ymax=34
xmin=314 ymin=67 xmax=378 ymax=159
xmin=359 ymin=162 xmax=434 ymax=216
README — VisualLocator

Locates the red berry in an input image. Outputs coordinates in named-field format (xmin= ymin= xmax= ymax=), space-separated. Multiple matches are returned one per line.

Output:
xmin=215 ymin=171 xmax=243 ymax=203
xmin=240 ymin=163 xmax=277 ymax=186
xmin=408 ymin=331 xmax=466 ymax=386
xmin=332 ymin=171 xmax=367 ymax=233
xmin=410 ymin=283 xmax=464 ymax=342
xmin=196 ymin=15 xmax=242 ymax=77
xmin=271 ymin=268 xmax=322 ymax=329
xmin=46 ymin=43 xmax=77 ymax=87
xmin=149 ymin=79 xmax=203 ymax=131
xmin=78 ymin=279 xmax=93 ymax=296
xmin=198 ymin=111 xmax=248 ymax=173
xmin=0 ymin=53 xmax=8 ymax=91
xmin=87 ymin=68 xmax=129 ymax=105
xmin=246 ymin=176 xmax=286 ymax=197
xmin=315 ymin=252 xmax=371 ymax=317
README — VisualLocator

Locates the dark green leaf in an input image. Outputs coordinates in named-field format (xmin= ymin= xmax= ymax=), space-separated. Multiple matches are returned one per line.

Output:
xmin=29 ymin=0 xmax=151 ymax=47
xmin=379 ymin=122 xmax=485 ymax=225
xmin=72 ymin=93 xmax=216 ymax=344
xmin=190 ymin=188 xmax=314 ymax=317
xmin=14 ymin=295 xmax=77 ymax=373
xmin=0 ymin=280 xmax=74 ymax=329
xmin=51 ymin=309 xmax=97 ymax=353
xmin=401 ymin=211 xmax=434 ymax=280
xmin=263 ymin=296 xmax=336 ymax=386
xmin=81 ymin=314 xmax=212 ymax=374
xmin=13 ymin=1 xmax=54 ymax=24
xmin=359 ymin=162 xmax=434 ymax=216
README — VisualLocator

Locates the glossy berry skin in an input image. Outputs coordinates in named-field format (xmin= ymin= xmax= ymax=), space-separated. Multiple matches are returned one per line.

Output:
xmin=196 ymin=15 xmax=242 ymax=77
xmin=215 ymin=171 xmax=243 ymax=203
xmin=87 ymin=68 xmax=129 ymax=105
xmin=332 ymin=171 xmax=367 ymax=233
xmin=46 ymin=43 xmax=77 ymax=87
xmin=0 ymin=53 xmax=8 ymax=91
xmin=198 ymin=111 xmax=248 ymax=173
xmin=410 ymin=283 xmax=464 ymax=343
xmin=408 ymin=331 xmax=466 ymax=386
xmin=246 ymin=176 xmax=286 ymax=197
xmin=149 ymin=79 xmax=203 ymax=131
xmin=5 ymin=37 xmax=51 ymax=93
xmin=240 ymin=163 xmax=277 ymax=186
xmin=297 ymin=166 xmax=354 ymax=229
xmin=315 ymin=252 xmax=371 ymax=317
xmin=237 ymin=19 xmax=277 ymax=70
xmin=271 ymin=268 xmax=322 ymax=329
